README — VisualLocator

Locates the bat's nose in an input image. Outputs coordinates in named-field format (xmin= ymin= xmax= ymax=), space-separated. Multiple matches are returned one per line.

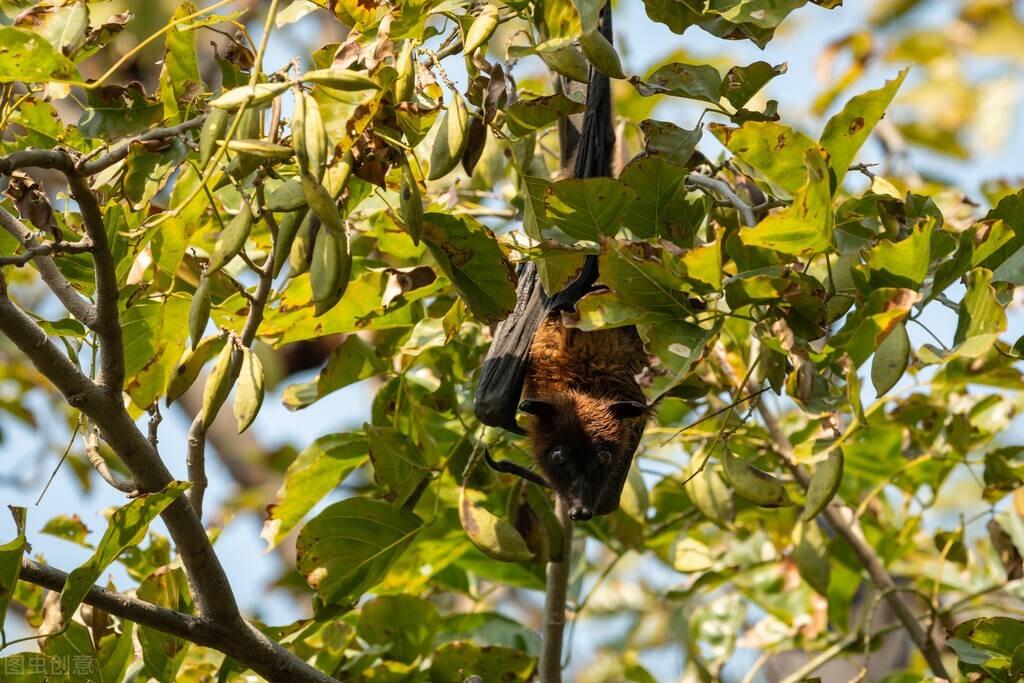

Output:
xmin=568 ymin=504 xmax=592 ymax=521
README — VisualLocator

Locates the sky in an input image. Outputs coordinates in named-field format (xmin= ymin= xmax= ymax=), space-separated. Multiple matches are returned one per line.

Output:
xmin=1 ymin=0 xmax=1023 ymax=680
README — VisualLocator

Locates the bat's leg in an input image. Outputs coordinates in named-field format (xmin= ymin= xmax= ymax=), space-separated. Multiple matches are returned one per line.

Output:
xmin=483 ymin=449 xmax=551 ymax=489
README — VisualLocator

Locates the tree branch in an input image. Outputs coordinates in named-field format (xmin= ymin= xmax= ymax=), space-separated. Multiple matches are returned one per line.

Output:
xmin=0 ymin=238 xmax=93 ymax=266
xmin=686 ymin=173 xmax=757 ymax=227
xmin=76 ymin=116 xmax=204 ymax=177
xmin=65 ymin=175 xmax=124 ymax=392
xmin=539 ymin=499 xmax=573 ymax=683
xmin=18 ymin=559 xmax=339 ymax=683
xmin=0 ymin=205 xmax=94 ymax=325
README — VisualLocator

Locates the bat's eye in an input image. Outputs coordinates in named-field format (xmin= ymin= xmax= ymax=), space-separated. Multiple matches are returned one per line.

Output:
xmin=596 ymin=449 xmax=612 ymax=465
xmin=549 ymin=447 xmax=566 ymax=467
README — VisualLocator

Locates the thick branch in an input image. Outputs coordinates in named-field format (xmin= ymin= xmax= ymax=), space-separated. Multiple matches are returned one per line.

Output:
xmin=0 ymin=206 xmax=94 ymax=324
xmin=18 ymin=559 xmax=338 ymax=683
xmin=756 ymin=402 xmax=951 ymax=679
xmin=66 ymin=175 xmax=124 ymax=392
xmin=539 ymin=499 xmax=573 ymax=683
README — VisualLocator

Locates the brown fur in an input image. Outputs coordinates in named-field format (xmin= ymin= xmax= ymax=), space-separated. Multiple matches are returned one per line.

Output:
xmin=521 ymin=315 xmax=649 ymax=520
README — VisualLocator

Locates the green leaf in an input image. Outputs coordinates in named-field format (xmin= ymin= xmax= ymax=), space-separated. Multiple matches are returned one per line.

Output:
xmin=0 ymin=27 xmax=80 ymax=83
xmin=639 ymin=318 xmax=721 ymax=399
xmin=78 ymin=83 xmax=163 ymax=140
xmin=138 ymin=568 xmax=191 ymax=682
xmin=40 ymin=514 xmax=91 ymax=547
xmin=431 ymin=641 xmax=536 ymax=683
xmin=830 ymin=288 xmax=920 ymax=366
xmin=819 ymin=69 xmax=908 ymax=191
xmin=620 ymin=155 xmax=704 ymax=240
xmin=599 ymin=241 xmax=692 ymax=316
xmin=633 ymin=62 xmax=723 ymax=103
xmin=40 ymin=621 xmax=97 ymax=682
xmin=545 ymin=177 xmax=638 ymax=241
xmin=367 ymin=425 xmax=429 ymax=504
xmin=954 ymin=268 xmax=1007 ymax=347
xmin=296 ymin=497 xmax=422 ymax=606
xmin=261 ymin=433 xmax=368 ymax=550
xmin=721 ymin=61 xmax=787 ymax=109
xmin=282 ymin=335 xmax=387 ymax=410
xmin=863 ymin=221 xmax=934 ymax=289
xmin=459 ymin=487 xmax=534 ymax=563
xmin=122 ymin=294 xmax=191 ymax=411
xmin=640 ymin=119 xmax=702 ymax=167
xmin=871 ymin=322 xmax=910 ymax=397
xmin=505 ymin=94 xmax=585 ymax=137
xmin=357 ymin=595 xmax=441 ymax=664
xmin=158 ymin=2 xmax=203 ymax=122
xmin=439 ymin=612 xmax=542 ymax=655
xmin=16 ymin=1 xmax=89 ymax=58
xmin=705 ymin=0 xmax=809 ymax=28
xmin=422 ymin=213 xmax=516 ymax=324
xmin=60 ymin=481 xmax=190 ymax=621
xmin=0 ymin=507 xmax=27 ymax=633
xmin=793 ymin=519 xmax=830 ymax=595
xmin=709 ymin=121 xmax=818 ymax=197
xmin=740 ymin=148 xmax=834 ymax=255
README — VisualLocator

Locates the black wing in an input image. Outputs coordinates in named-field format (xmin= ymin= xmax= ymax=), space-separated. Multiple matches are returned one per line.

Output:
xmin=474 ymin=7 xmax=613 ymax=433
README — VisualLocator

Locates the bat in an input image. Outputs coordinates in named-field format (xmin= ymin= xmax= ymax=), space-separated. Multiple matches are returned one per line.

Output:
xmin=474 ymin=7 xmax=649 ymax=520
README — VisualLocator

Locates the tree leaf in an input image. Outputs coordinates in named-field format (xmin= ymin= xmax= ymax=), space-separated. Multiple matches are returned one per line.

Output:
xmin=296 ymin=497 xmax=422 ymax=606
xmin=640 ymin=119 xmax=702 ymax=167
xmin=122 ymin=294 xmax=191 ymax=411
xmin=871 ymin=322 xmax=910 ymax=397
xmin=819 ymin=69 xmax=908 ymax=190
xmin=431 ymin=641 xmax=536 ymax=683
xmin=954 ymin=268 xmax=1007 ymax=347
xmin=721 ymin=61 xmax=787 ymax=109
xmin=863 ymin=221 xmax=934 ymax=289
xmin=261 ymin=433 xmax=368 ymax=550
xmin=357 ymin=595 xmax=441 ymax=664
xmin=137 ymin=568 xmax=191 ymax=682
xmin=632 ymin=62 xmax=723 ymax=103
xmin=459 ymin=486 xmax=534 ymax=563
xmin=0 ymin=27 xmax=80 ymax=83
xmin=0 ymin=506 xmax=27 ymax=631
xmin=367 ymin=425 xmax=429 ymax=504
xmin=620 ymin=155 xmax=703 ymax=240
xmin=421 ymin=212 xmax=516 ymax=324
xmin=282 ymin=335 xmax=387 ymax=410
xmin=740 ymin=148 xmax=834 ymax=255
xmin=710 ymin=121 xmax=818 ymax=197
xmin=545 ymin=177 xmax=638 ymax=240
xmin=60 ymin=481 xmax=190 ymax=621
xmin=505 ymin=94 xmax=585 ymax=137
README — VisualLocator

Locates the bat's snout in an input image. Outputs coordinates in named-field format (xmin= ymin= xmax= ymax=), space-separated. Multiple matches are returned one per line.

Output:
xmin=567 ymin=503 xmax=592 ymax=521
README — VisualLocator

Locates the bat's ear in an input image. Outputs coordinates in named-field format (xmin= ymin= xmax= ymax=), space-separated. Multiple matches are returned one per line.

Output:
xmin=519 ymin=398 xmax=555 ymax=417
xmin=610 ymin=401 xmax=646 ymax=419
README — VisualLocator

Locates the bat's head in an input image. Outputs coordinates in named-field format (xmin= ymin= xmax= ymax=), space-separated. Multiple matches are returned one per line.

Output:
xmin=520 ymin=392 xmax=647 ymax=521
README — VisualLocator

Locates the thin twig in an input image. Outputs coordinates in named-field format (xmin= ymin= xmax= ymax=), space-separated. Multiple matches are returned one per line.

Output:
xmin=0 ymin=239 xmax=93 ymax=266
xmin=538 ymin=498 xmax=573 ymax=683
xmin=686 ymin=173 xmax=757 ymax=227
xmin=85 ymin=425 xmax=137 ymax=494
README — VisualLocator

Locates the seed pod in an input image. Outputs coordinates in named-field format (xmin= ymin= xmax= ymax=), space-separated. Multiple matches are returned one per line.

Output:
xmin=399 ymin=160 xmax=423 ymax=245
xmin=238 ymin=107 xmax=261 ymax=139
xmin=393 ymin=41 xmax=416 ymax=102
xmin=871 ymin=322 xmax=909 ymax=398
xmin=579 ymin=29 xmax=625 ymax=79
xmin=222 ymin=139 xmax=293 ymax=159
xmin=427 ymin=92 xmax=470 ymax=180
xmin=209 ymin=82 xmax=290 ymax=110
xmin=200 ymin=108 xmax=229 ymax=166
xmin=302 ymin=68 xmax=380 ymax=91
xmin=213 ymin=153 xmax=261 ymax=190
xmin=265 ymin=178 xmax=305 ymax=212
xmin=722 ymin=450 xmax=792 ymax=508
xmin=189 ymin=275 xmax=211 ymax=351
xmin=463 ymin=4 xmax=499 ymax=55
xmin=207 ymin=205 xmax=254 ymax=274
xmin=233 ymin=347 xmax=264 ymax=434
xmin=166 ymin=334 xmax=227 ymax=406
xmin=459 ymin=485 xmax=533 ymax=563
xmin=801 ymin=451 xmax=843 ymax=521
xmin=293 ymin=91 xmax=328 ymax=181
xmin=310 ymin=225 xmax=351 ymax=317
xmin=272 ymin=207 xmax=308 ymax=277
xmin=289 ymin=213 xmax=319 ymax=276
xmin=201 ymin=342 xmax=235 ymax=428
xmin=301 ymin=172 xmax=345 ymax=234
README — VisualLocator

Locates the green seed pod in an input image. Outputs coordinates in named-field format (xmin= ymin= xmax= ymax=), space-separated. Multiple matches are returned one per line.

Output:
xmin=302 ymin=68 xmax=380 ymax=91
xmin=200 ymin=108 xmax=229 ymax=166
xmin=272 ymin=206 xmax=309 ymax=277
xmin=223 ymin=139 xmax=293 ymax=159
xmin=265 ymin=178 xmax=306 ymax=212
xmin=399 ymin=160 xmax=423 ymax=245
xmin=289 ymin=212 xmax=319 ymax=276
xmin=233 ymin=347 xmax=265 ymax=434
xmin=238 ymin=107 xmax=261 ymax=139
xmin=293 ymin=91 xmax=328 ymax=181
xmin=209 ymin=82 xmax=290 ymax=110
xmin=201 ymin=342 xmax=235 ymax=428
xmin=427 ymin=92 xmax=469 ymax=180
xmin=166 ymin=334 xmax=226 ymax=406
xmin=463 ymin=4 xmax=499 ymax=55
xmin=801 ymin=451 xmax=844 ymax=521
xmin=310 ymin=225 xmax=351 ymax=317
xmin=207 ymin=205 xmax=254 ymax=274
xmin=722 ymin=450 xmax=792 ymax=508
xmin=301 ymin=172 xmax=345 ymax=234
xmin=189 ymin=275 xmax=211 ymax=351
